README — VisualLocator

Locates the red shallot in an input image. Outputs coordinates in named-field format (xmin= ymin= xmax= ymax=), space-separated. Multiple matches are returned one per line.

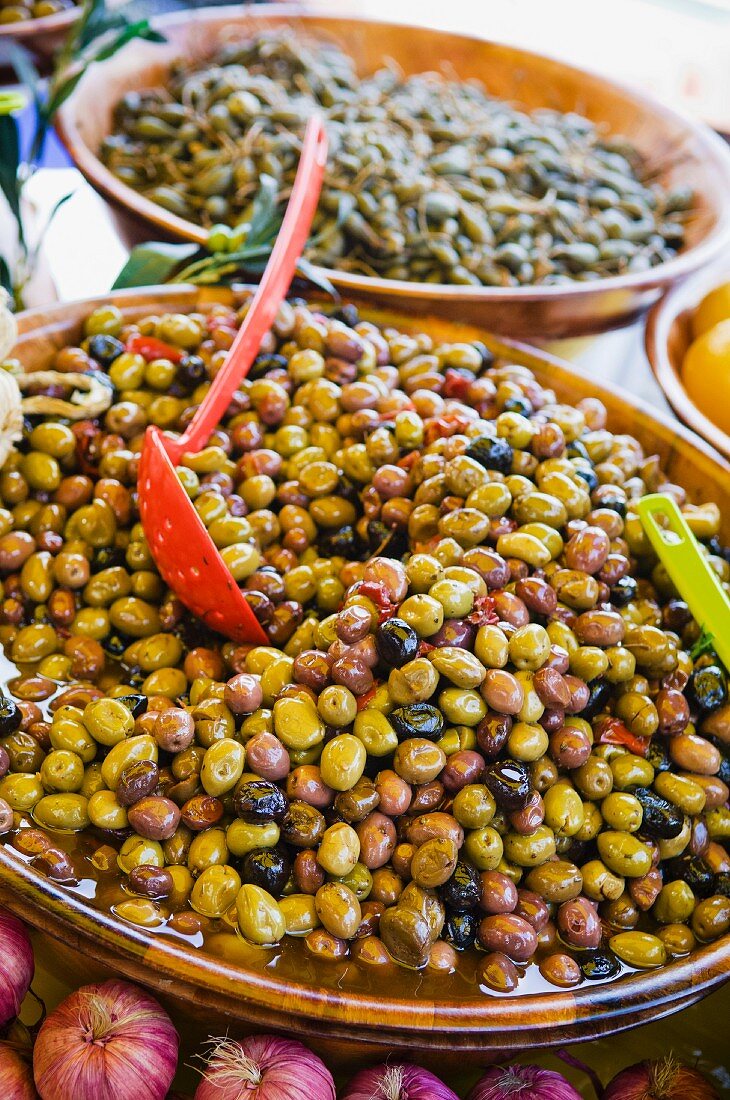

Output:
xmin=32 ymin=979 xmax=178 ymax=1100
xmin=0 ymin=910 xmax=34 ymax=1028
xmin=467 ymin=1064 xmax=583 ymax=1100
xmin=193 ymin=1034 xmax=335 ymax=1100
xmin=341 ymin=1062 xmax=460 ymax=1100
xmin=603 ymin=1056 xmax=720 ymax=1100
xmin=0 ymin=1043 xmax=38 ymax=1100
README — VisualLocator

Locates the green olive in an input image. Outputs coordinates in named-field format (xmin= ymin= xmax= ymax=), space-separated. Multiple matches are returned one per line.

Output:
xmin=190 ymin=865 xmax=242 ymax=918
xmin=87 ymin=789 xmax=129 ymax=830
xmin=39 ymin=750 xmax=84 ymax=793
xmin=280 ymin=894 xmax=320 ymax=935
xmin=601 ymin=791 xmax=643 ymax=833
xmin=83 ymin=698 xmax=135 ymax=747
xmin=463 ymin=826 xmax=504 ymax=870
xmin=188 ymin=827 xmax=229 ymax=873
xmin=200 ymin=739 xmax=245 ymax=796
xmin=580 ymin=859 xmax=625 ymax=902
xmin=101 ymin=735 xmax=158 ymax=790
xmin=117 ymin=835 xmax=164 ymax=873
xmin=609 ymin=931 xmax=667 ymax=969
xmin=319 ymin=734 xmax=366 ymax=791
xmin=542 ymin=784 xmax=584 ymax=837
xmin=273 ymin=696 xmax=324 ymax=750
xmin=503 ymin=825 xmax=557 ymax=867
xmin=32 ymin=793 xmax=90 ymax=832
xmin=236 ymin=883 xmax=285 ymax=944
xmin=596 ymin=830 xmax=652 ymax=878
xmin=653 ymin=880 xmax=695 ymax=925
xmin=226 ymin=819 xmax=280 ymax=858
xmin=353 ymin=711 xmax=398 ymax=757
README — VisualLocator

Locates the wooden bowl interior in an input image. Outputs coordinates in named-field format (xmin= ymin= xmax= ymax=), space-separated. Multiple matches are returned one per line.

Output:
xmin=3 ymin=286 xmax=730 ymax=1056
xmin=646 ymin=265 xmax=730 ymax=461
xmin=55 ymin=4 xmax=730 ymax=342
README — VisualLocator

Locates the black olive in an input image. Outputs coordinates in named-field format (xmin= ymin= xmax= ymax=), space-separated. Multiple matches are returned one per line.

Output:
xmin=595 ymin=494 xmax=626 ymax=517
xmin=689 ymin=664 xmax=727 ymax=713
xmin=234 ymin=780 xmax=288 ymax=823
xmin=176 ymin=353 xmax=207 ymax=390
xmin=716 ymin=754 xmax=730 ymax=787
xmin=714 ymin=872 xmax=730 ymax=898
xmin=579 ymin=949 xmax=621 ymax=981
xmin=375 ymin=618 xmax=419 ymax=668
xmin=575 ymin=467 xmax=599 ymax=492
xmin=634 ymin=787 xmax=684 ymax=839
xmin=439 ymin=861 xmax=481 ymax=911
xmin=242 ymin=847 xmax=290 ymax=897
xmin=610 ymin=576 xmax=638 ymax=607
xmin=471 ymin=341 xmax=494 ymax=369
xmin=666 ymin=855 xmax=716 ymax=898
xmin=0 ymin=697 xmax=22 ymax=737
xmin=87 ymin=334 xmax=125 ymax=367
xmin=581 ymin=679 xmax=611 ymax=720
xmin=116 ymin=693 xmax=148 ymax=718
xmin=567 ymin=440 xmax=591 ymax=462
xmin=331 ymin=303 xmax=359 ymax=327
xmin=645 ymin=739 xmax=672 ymax=774
xmin=390 ymin=702 xmax=444 ymax=742
xmin=483 ymin=759 xmax=531 ymax=811
xmin=367 ymin=519 xmax=407 ymax=558
xmin=465 ymin=435 xmax=513 ymax=474
xmin=247 ymin=352 xmax=289 ymax=381
xmin=91 ymin=546 xmax=127 ymax=572
xmin=103 ymin=633 xmax=130 ymax=657
xmin=502 ymin=396 xmax=532 ymax=417
xmin=662 ymin=598 xmax=691 ymax=632
xmin=317 ymin=525 xmax=366 ymax=561
xmin=443 ymin=909 xmax=478 ymax=951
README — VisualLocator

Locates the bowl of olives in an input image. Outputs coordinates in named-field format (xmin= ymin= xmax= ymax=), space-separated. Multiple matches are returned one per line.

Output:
xmin=1 ymin=285 xmax=730 ymax=1069
xmin=56 ymin=6 xmax=730 ymax=338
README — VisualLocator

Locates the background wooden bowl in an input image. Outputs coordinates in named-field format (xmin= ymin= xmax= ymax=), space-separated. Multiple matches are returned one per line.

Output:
xmin=56 ymin=4 xmax=730 ymax=340
xmin=645 ymin=263 xmax=730 ymax=462
xmin=1 ymin=286 xmax=730 ymax=1066
xmin=0 ymin=5 xmax=78 ymax=64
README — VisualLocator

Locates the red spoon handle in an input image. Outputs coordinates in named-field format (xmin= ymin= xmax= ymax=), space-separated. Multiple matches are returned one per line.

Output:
xmin=172 ymin=115 xmax=327 ymax=459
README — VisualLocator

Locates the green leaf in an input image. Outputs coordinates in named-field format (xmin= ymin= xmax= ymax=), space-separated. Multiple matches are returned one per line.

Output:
xmin=690 ymin=626 xmax=716 ymax=661
xmin=295 ymin=256 xmax=338 ymax=300
xmin=246 ymin=174 xmax=282 ymax=249
xmin=112 ymin=241 xmax=200 ymax=289
xmin=91 ymin=20 xmax=164 ymax=64
xmin=0 ymin=115 xmax=22 ymax=238
xmin=0 ymin=256 xmax=13 ymax=300
xmin=28 ymin=191 xmax=75 ymax=265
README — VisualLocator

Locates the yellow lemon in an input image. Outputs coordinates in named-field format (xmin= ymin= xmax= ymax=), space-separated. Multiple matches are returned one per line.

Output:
xmin=692 ymin=281 xmax=730 ymax=339
xmin=682 ymin=319 xmax=730 ymax=434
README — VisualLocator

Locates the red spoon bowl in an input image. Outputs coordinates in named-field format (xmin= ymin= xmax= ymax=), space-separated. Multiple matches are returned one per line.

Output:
xmin=137 ymin=116 xmax=327 ymax=644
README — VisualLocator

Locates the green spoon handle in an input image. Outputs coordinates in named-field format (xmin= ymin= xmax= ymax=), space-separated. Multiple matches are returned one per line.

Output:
xmin=637 ymin=493 xmax=730 ymax=671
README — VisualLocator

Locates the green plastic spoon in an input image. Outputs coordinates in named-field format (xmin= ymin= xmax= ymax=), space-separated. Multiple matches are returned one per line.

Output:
xmin=637 ymin=492 xmax=730 ymax=672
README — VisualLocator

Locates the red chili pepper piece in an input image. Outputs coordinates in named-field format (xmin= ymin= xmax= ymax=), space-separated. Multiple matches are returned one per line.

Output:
xmin=417 ymin=640 xmax=436 ymax=656
xmin=442 ymin=369 xmax=473 ymax=400
xmin=356 ymin=682 xmax=382 ymax=711
xmin=356 ymin=579 xmax=399 ymax=623
xmin=424 ymin=411 xmax=472 ymax=444
xmin=595 ymin=716 xmax=651 ymax=757
xmin=125 ymin=334 xmax=185 ymax=363
xmin=397 ymin=450 xmax=420 ymax=470
xmin=467 ymin=594 xmax=499 ymax=627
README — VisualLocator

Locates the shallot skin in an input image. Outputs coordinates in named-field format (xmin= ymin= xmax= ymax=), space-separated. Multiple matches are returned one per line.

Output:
xmin=0 ymin=909 xmax=34 ymax=1028
xmin=467 ymin=1064 xmax=583 ymax=1100
xmin=32 ymin=979 xmax=178 ymax=1100
xmin=340 ymin=1062 xmax=460 ymax=1100
xmin=194 ymin=1034 xmax=335 ymax=1100
xmin=0 ymin=1043 xmax=38 ymax=1100
xmin=603 ymin=1059 xmax=720 ymax=1100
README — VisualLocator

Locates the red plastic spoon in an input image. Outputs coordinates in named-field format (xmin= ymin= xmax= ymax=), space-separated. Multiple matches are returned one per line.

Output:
xmin=138 ymin=115 xmax=328 ymax=644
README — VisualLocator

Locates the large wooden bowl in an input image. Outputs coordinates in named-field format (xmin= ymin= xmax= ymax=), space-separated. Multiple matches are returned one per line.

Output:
xmin=2 ymin=286 xmax=730 ymax=1066
xmin=0 ymin=5 xmax=78 ymax=63
xmin=646 ymin=263 xmax=730 ymax=462
xmin=56 ymin=5 xmax=730 ymax=341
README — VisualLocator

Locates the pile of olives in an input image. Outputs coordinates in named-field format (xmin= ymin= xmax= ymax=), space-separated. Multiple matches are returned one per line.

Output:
xmin=0 ymin=0 xmax=75 ymax=24
xmin=0 ymin=295 xmax=729 ymax=994
xmin=101 ymin=28 xmax=691 ymax=288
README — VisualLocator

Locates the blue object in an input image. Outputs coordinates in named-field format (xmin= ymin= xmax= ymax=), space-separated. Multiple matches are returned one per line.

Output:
xmin=16 ymin=97 xmax=71 ymax=169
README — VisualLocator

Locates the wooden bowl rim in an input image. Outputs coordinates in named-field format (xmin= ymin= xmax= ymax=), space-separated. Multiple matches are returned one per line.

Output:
xmin=645 ymin=264 xmax=730 ymax=461
xmin=0 ymin=4 xmax=78 ymax=38
xmin=56 ymin=3 xmax=730 ymax=306
xmin=3 ymin=284 xmax=730 ymax=1036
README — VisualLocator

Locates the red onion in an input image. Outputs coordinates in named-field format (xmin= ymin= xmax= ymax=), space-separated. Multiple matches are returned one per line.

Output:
xmin=0 ymin=1043 xmax=38 ymax=1100
xmin=341 ymin=1063 xmax=460 ymax=1100
xmin=194 ymin=1034 xmax=335 ymax=1100
xmin=603 ymin=1057 xmax=719 ymax=1100
xmin=467 ymin=1064 xmax=583 ymax=1100
xmin=33 ymin=979 xmax=178 ymax=1100
xmin=0 ymin=910 xmax=34 ymax=1028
